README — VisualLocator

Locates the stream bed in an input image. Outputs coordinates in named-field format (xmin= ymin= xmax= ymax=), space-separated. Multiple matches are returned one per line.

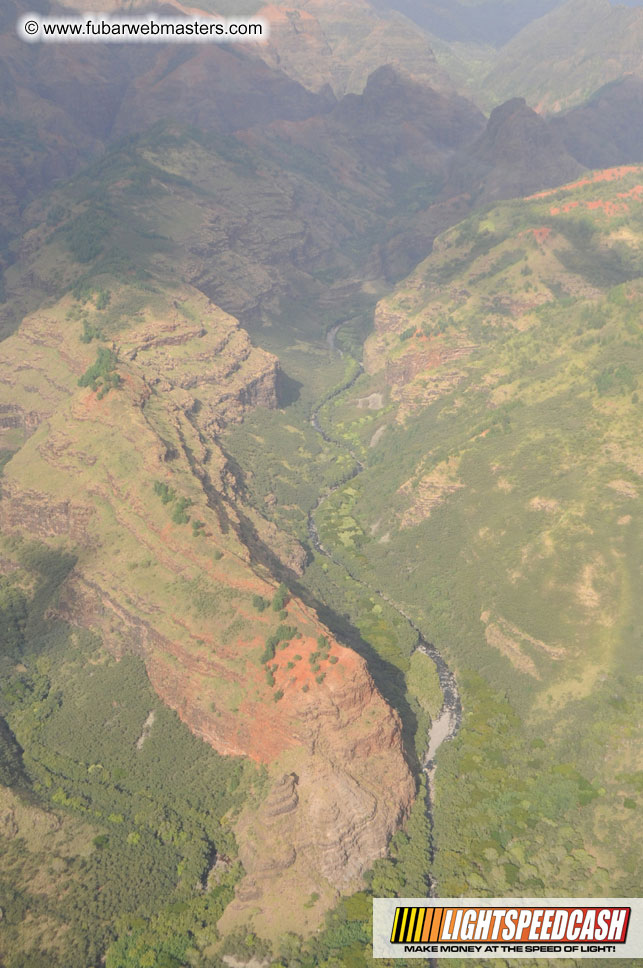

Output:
xmin=307 ymin=342 xmax=463 ymax=893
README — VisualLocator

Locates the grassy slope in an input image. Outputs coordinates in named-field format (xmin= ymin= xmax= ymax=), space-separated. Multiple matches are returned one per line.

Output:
xmin=321 ymin=166 xmax=643 ymax=904
xmin=484 ymin=0 xmax=643 ymax=113
xmin=431 ymin=0 xmax=643 ymax=112
xmin=225 ymin=168 xmax=642 ymax=968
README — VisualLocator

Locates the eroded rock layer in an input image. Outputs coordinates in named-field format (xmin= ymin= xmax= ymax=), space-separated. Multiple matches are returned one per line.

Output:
xmin=0 ymin=279 xmax=414 ymax=934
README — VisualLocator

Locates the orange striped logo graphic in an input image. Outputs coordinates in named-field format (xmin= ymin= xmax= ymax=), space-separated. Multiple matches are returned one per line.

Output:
xmin=391 ymin=907 xmax=447 ymax=944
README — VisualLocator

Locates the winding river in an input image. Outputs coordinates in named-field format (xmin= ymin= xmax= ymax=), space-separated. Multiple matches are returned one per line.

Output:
xmin=308 ymin=335 xmax=463 ymax=892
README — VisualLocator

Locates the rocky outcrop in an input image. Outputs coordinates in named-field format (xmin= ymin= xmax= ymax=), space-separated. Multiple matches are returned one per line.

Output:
xmin=446 ymin=97 xmax=585 ymax=204
xmin=117 ymin=299 xmax=279 ymax=434
xmin=0 ymin=481 xmax=95 ymax=546
xmin=0 ymin=404 xmax=43 ymax=434
xmin=384 ymin=343 xmax=472 ymax=388
xmin=0 ymin=281 xmax=414 ymax=936
xmin=223 ymin=638 xmax=414 ymax=936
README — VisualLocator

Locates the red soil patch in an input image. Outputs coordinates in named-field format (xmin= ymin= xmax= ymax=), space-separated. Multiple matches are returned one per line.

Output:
xmin=237 ymin=696 xmax=297 ymax=763
xmin=77 ymin=388 xmax=101 ymax=412
xmin=549 ymin=193 xmax=642 ymax=218
xmin=528 ymin=166 xmax=642 ymax=200
xmin=530 ymin=226 xmax=552 ymax=244
xmin=618 ymin=185 xmax=643 ymax=199
xmin=585 ymin=199 xmax=623 ymax=216
xmin=270 ymin=635 xmax=347 ymax=693
xmin=549 ymin=200 xmax=579 ymax=215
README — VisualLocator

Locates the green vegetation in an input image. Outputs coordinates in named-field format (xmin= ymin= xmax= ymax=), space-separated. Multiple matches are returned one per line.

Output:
xmin=271 ymin=582 xmax=289 ymax=612
xmin=261 ymin=634 xmax=279 ymax=665
xmin=307 ymin=174 xmax=643 ymax=915
xmin=78 ymin=347 xmax=121 ymax=398
xmin=260 ymin=626 xmax=296 ymax=667
xmin=153 ymin=481 xmax=193 ymax=526
xmin=434 ymin=672 xmax=642 ymax=899
xmin=0 ymin=542 xmax=257 ymax=968
xmin=153 ymin=481 xmax=176 ymax=504
xmin=80 ymin=318 xmax=103 ymax=343
xmin=224 ymin=166 xmax=642 ymax=964
xmin=0 ymin=448 xmax=15 ymax=476
xmin=0 ymin=585 xmax=28 ymax=657
xmin=64 ymin=208 xmax=113 ymax=264
xmin=96 ymin=289 xmax=111 ymax=311
xmin=595 ymin=363 xmax=636 ymax=396
xmin=171 ymin=496 xmax=192 ymax=526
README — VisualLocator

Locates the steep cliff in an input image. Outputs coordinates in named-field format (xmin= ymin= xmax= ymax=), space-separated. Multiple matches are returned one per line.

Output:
xmin=0 ymin=271 xmax=414 ymax=933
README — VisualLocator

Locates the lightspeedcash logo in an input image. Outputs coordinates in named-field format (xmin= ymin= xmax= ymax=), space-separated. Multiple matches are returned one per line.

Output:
xmin=373 ymin=898 xmax=643 ymax=959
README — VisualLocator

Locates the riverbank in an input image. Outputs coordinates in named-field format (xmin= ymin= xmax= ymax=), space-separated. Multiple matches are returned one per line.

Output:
xmin=307 ymin=338 xmax=462 ymax=895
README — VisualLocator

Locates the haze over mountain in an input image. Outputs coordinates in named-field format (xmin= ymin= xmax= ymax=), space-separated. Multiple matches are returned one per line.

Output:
xmin=372 ymin=0 xmax=566 ymax=45
xmin=482 ymin=0 xmax=643 ymax=112
xmin=4 ymin=0 xmax=643 ymax=332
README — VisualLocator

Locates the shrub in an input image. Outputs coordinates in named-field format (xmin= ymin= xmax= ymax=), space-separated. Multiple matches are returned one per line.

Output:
xmin=46 ymin=203 xmax=68 ymax=227
xmin=65 ymin=208 xmax=112 ymax=263
xmin=78 ymin=347 xmax=120 ymax=398
xmin=275 ymin=625 xmax=297 ymax=642
xmin=272 ymin=583 xmax=289 ymax=612
xmin=595 ymin=364 xmax=636 ymax=396
xmin=171 ymin=497 xmax=192 ymax=525
xmin=80 ymin=318 xmax=102 ymax=343
xmin=0 ymin=587 xmax=28 ymax=655
xmin=95 ymin=289 xmax=111 ymax=310
xmin=154 ymin=481 xmax=176 ymax=505
xmin=261 ymin=635 xmax=280 ymax=665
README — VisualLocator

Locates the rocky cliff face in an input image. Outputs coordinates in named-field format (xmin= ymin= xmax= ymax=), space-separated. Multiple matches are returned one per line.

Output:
xmin=224 ymin=639 xmax=413 ymax=936
xmin=446 ymin=97 xmax=584 ymax=204
xmin=0 ymin=275 xmax=414 ymax=933
xmin=253 ymin=0 xmax=451 ymax=96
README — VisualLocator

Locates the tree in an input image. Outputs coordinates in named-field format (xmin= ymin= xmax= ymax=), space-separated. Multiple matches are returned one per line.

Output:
xmin=272 ymin=583 xmax=289 ymax=612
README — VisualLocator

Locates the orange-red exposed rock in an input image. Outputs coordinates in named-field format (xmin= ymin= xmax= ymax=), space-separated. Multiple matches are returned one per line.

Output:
xmin=0 ymin=280 xmax=414 ymax=934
